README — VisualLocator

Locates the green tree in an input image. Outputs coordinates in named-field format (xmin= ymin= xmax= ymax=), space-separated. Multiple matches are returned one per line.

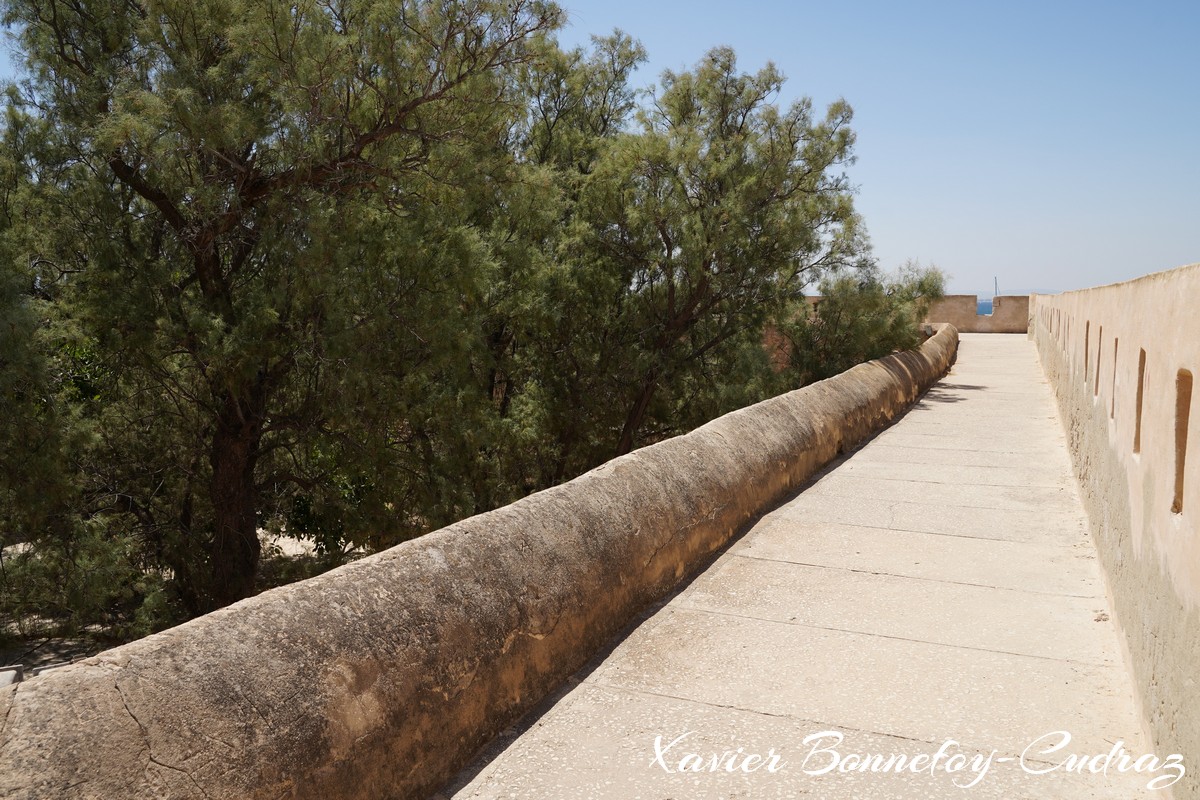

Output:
xmin=476 ymin=31 xmax=649 ymax=487
xmin=532 ymin=46 xmax=866 ymax=465
xmin=0 ymin=19 xmax=943 ymax=641
xmin=596 ymin=48 xmax=867 ymax=455
xmin=784 ymin=260 xmax=947 ymax=383
xmin=1 ymin=0 xmax=561 ymax=611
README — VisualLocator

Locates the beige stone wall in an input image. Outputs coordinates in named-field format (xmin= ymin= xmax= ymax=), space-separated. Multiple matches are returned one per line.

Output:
xmin=926 ymin=294 xmax=1029 ymax=333
xmin=0 ymin=327 xmax=959 ymax=800
xmin=1030 ymin=265 xmax=1200 ymax=799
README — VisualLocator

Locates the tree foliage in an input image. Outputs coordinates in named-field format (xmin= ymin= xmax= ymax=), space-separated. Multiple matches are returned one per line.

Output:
xmin=783 ymin=261 xmax=946 ymax=384
xmin=0 ymin=8 xmax=939 ymax=641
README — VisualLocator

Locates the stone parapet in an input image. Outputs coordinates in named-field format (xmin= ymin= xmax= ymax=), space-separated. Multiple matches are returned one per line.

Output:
xmin=1030 ymin=264 xmax=1200 ymax=799
xmin=0 ymin=326 xmax=959 ymax=800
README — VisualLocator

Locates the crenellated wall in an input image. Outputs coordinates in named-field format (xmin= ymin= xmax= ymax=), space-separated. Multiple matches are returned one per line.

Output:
xmin=925 ymin=294 xmax=1029 ymax=333
xmin=0 ymin=327 xmax=959 ymax=800
xmin=1030 ymin=264 xmax=1200 ymax=799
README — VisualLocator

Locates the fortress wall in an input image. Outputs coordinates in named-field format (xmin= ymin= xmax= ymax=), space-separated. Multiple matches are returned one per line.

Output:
xmin=1030 ymin=264 xmax=1200 ymax=799
xmin=926 ymin=294 xmax=1029 ymax=332
xmin=0 ymin=325 xmax=958 ymax=800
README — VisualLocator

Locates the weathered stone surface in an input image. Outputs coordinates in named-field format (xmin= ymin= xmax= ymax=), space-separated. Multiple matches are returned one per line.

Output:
xmin=924 ymin=294 xmax=1029 ymax=333
xmin=440 ymin=682 xmax=1145 ymax=800
xmin=1031 ymin=264 xmax=1200 ymax=799
xmin=444 ymin=334 xmax=1150 ymax=800
xmin=0 ymin=327 xmax=958 ymax=799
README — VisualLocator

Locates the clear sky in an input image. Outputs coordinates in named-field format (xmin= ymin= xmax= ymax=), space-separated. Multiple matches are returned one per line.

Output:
xmin=2 ymin=1 xmax=1196 ymax=295
xmin=556 ymin=0 xmax=1200 ymax=295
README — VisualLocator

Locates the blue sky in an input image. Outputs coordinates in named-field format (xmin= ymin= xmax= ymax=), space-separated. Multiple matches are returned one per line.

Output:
xmin=2 ymin=1 xmax=1196 ymax=295
xmin=557 ymin=0 xmax=1200 ymax=295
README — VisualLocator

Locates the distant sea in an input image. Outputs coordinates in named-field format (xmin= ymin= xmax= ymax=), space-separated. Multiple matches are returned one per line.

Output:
xmin=976 ymin=299 xmax=993 ymax=315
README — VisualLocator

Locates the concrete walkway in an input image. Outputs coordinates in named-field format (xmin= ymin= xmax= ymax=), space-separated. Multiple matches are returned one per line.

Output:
xmin=440 ymin=334 xmax=1151 ymax=799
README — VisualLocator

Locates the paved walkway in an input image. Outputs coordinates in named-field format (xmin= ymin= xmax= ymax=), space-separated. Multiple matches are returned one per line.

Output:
xmin=440 ymin=334 xmax=1150 ymax=799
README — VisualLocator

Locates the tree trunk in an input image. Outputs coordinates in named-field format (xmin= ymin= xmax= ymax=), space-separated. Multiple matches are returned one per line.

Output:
xmin=615 ymin=369 xmax=660 ymax=457
xmin=207 ymin=391 xmax=265 ymax=610
xmin=169 ymin=493 xmax=206 ymax=618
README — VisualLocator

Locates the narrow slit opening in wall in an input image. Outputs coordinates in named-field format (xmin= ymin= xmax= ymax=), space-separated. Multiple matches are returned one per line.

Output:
xmin=1134 ymin=349 xmax=1146 ymax=453
xmin=1095 ymin=327 xmax=1102 ymax=396
xmin=1111 ymin=339 xmax=1118 ymax=418
xmin=1085 ymin=322 xmax=1090 ymax=378
xmin=1174 ymin=370 xmax=1192 ymax=514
